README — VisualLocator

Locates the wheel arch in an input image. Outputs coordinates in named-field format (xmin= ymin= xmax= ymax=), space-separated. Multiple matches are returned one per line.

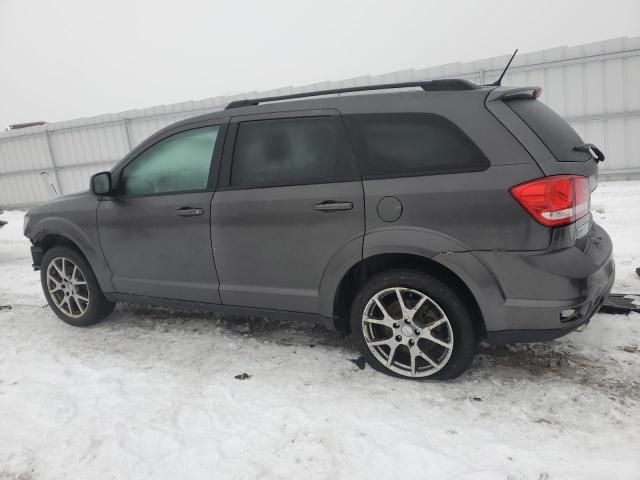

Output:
xmin=330 ymin=253 xmax=487 ymax=339
xmin=31 ymin=218 xmax=114 ymax=292
xmin=38 ymin=233 xmax=85 ymax=258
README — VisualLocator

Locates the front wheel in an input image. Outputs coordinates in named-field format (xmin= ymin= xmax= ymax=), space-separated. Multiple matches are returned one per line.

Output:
xmin=41 ymin=246 xmax=115 ymax=327
xmin=350 ymin=269 xmax=477 ymax=380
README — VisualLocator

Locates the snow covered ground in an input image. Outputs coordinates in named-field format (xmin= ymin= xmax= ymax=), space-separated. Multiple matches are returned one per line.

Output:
xmin=0 ymin=182 xmax=639 ymax=480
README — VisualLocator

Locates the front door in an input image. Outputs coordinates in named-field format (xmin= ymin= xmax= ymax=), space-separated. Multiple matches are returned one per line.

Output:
xmin=98 ymin=125 xmax=224 ymax=303
xmin=211 ymin=112 xmax=364 ymax=313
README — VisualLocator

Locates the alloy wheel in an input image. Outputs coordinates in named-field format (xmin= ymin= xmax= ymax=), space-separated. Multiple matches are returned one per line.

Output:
xmin=46 ymin=257 xmax=90 ymax=318
xmin=362 ymin=287 xmax=454 ymax=378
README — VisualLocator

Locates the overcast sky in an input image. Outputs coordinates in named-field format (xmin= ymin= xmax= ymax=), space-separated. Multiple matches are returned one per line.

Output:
xmin=1 ymin=0 xmax=639 ymax=128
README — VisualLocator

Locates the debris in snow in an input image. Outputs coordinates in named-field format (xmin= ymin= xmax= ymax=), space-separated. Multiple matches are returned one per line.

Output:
xmin=349 ymin=356 xmax=366 ymax=370
xmin=234 ymin=373 xmax=252 ymax=380
xmin=617 ymin=345 xmax=639 ymax=354
xmin=472 ymin=397 xmax=482 ymax=402
xmin=0 ymin=305 xmax=12 ymax=311
xmin=534 ymin=418 xmax=553 ymax=425
xmin=600 ymin=294 xmax=640 ymax=314
xmin=636 ymin=267 xmax=640 ymax=278
xmin=234 ymin=322 xmax=252 ymax=334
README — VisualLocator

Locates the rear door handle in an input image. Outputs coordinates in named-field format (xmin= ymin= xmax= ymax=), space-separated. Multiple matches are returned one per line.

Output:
xmin=313 ymin=201 xmax=353 ymax=212
xmin=176 ymin=207 xmax=204 ymax=217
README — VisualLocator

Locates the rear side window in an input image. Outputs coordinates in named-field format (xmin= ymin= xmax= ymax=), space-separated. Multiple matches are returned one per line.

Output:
xmin=231 ymin=116 xmax=357 ymax=188
xmin=505 ymin=99 xmax=589 ymax=162
xmin=343 ymin=113 xmax=489 ymax=178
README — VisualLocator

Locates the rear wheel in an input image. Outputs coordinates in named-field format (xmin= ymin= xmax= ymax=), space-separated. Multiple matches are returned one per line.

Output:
xmin=41 ymin=246 xmax=115 ymax=327
xmin=350 ymin=269 xmax=477 ymax=380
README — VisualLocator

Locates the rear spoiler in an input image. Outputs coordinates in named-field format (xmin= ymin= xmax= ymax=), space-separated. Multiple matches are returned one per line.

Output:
xmin=486 ymin=86 xmax=542 ymax=102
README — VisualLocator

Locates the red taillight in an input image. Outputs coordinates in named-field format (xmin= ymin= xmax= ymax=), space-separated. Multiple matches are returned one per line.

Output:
xmin=510 ymin=175 xmax=590 ymax=227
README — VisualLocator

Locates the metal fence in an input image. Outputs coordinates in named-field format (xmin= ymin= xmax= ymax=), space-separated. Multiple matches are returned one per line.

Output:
xmin=1 ymin=36 xmax=639 ymax=208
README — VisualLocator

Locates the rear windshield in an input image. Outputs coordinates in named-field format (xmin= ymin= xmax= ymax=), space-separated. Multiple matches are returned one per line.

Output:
xmin=505 ymin=99 xmax=591 ymax=162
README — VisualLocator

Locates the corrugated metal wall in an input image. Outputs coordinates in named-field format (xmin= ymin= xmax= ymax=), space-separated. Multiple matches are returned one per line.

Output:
xmin=1 ymin=36 xmax=639 ymax=208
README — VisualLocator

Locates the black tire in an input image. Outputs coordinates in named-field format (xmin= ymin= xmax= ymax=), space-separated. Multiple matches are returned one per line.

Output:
xmin=349 ymin=269 xmax=477 ymax=380
xmin=40 ymin=246 xmax=115 ymax=327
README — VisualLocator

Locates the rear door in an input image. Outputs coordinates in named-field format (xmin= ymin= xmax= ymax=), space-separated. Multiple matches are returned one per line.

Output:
xmin=211 ymin=110 xmax=364 ymax=313
xmin=97 ymin=123 xmax=226 ymax=303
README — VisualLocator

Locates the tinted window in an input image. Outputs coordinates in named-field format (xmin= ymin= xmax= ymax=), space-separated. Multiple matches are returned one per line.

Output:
xmin=506 ymin=99 xmax=589 ymax=162
xmin=343 ymin=113 xmax=489 ymax=178
xmin=231 ymin=117 xmax=356 ymax=188
xmin=122 ymin=126 xmax=219 ymax=195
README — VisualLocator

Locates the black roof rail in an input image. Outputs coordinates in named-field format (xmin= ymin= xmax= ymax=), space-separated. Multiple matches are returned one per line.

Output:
xmin=225 ymin=79 xmax=479 ymax=110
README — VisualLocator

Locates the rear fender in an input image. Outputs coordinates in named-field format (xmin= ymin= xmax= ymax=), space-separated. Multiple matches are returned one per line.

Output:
xmin=363 ymin=226 xmax=469 ymax=258
xmin=317 ymin=227 xmax=506 ymax=332
xmin=432 ymin=251 xmax=507 ymax=332
xmin=365 ymin=227 xmax=506 ymax=331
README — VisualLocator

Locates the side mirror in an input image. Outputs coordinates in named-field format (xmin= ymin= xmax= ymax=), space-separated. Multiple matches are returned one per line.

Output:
xmin=90 ymin=171 xmax=112 ymax=196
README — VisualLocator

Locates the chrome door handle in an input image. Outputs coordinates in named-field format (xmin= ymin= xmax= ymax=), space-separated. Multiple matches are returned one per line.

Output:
xmin=313 ymin=201 xmax=353 ymax=212
xmin=176 ymin=207 xmax=204 ymax=217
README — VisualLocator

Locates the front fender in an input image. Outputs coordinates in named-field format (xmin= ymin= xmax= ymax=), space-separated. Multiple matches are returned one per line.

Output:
xmin=27 ymin=213 xmax=114 ymax=292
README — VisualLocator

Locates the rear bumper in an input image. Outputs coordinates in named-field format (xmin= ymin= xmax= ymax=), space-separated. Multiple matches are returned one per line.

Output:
xmin=485 ymin=265 xmax=614 ymax=344
xmin=435 ymin=221 xmax=615 ymax=344
xmin=482 ymin=222 xmax=615 ymax=344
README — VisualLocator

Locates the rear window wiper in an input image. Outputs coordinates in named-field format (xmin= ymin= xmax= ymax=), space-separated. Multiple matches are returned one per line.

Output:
xmin=573 ymin=143 xmax=605 ymax=163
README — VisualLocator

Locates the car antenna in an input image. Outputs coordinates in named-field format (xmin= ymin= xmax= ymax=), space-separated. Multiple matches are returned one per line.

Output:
xmin=489 ymin=49 xmax=518 ymax=86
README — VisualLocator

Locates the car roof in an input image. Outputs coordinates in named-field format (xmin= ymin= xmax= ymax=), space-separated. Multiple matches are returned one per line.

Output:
xmin=166 ymin=79 xmax=495 ymax=128
xmin=114 ymin=82 xmax=537 ymax=172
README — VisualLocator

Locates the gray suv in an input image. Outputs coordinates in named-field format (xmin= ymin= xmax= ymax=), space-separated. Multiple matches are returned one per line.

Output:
xmin=23 ymin=79 xmax=614 ymax=380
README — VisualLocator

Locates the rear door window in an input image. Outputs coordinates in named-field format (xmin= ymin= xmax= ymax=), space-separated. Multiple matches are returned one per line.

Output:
xmin=342 ymin=113 xmax=489 ymax=178
xmin=230 ymin=116 xmax=357 ymax=188
xmin=505 ymin=99 xmax=590 ymax=162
